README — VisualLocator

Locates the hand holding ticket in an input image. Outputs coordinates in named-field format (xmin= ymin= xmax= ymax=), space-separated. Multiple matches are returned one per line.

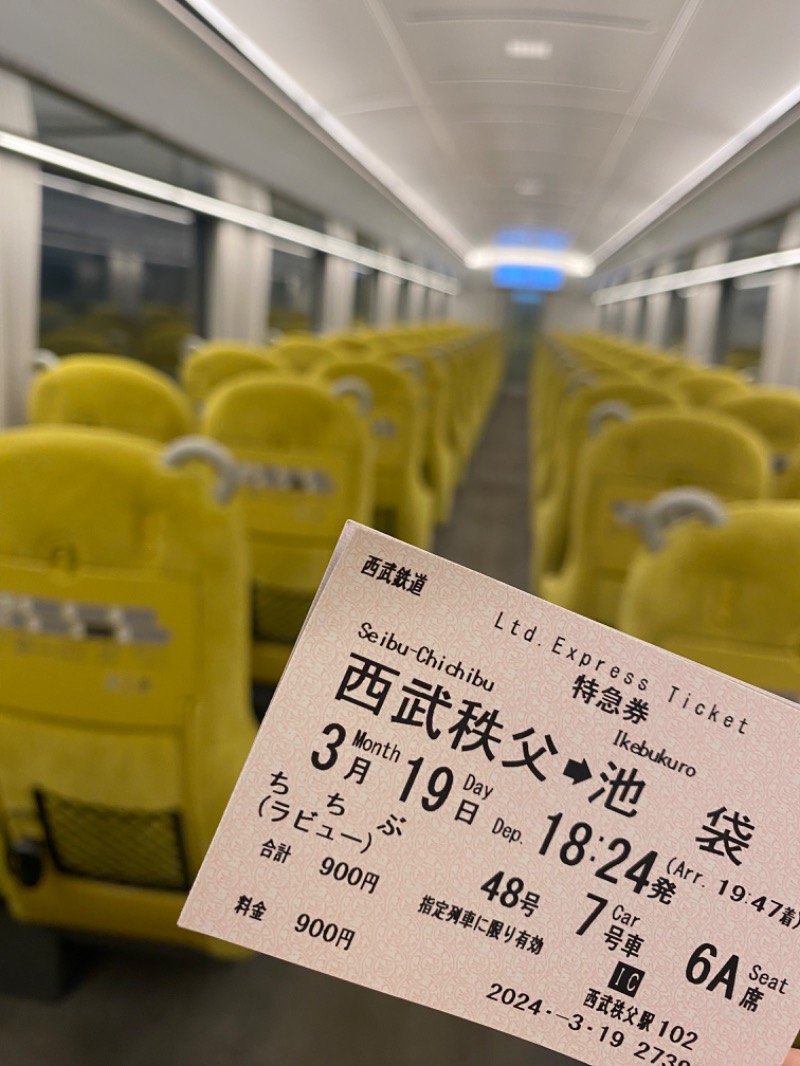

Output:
xmin=181 ymin=523 xmax=800 ymax=1066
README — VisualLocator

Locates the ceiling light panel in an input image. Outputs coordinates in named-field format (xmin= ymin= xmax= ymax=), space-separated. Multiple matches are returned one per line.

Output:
xmin=406 ymin=20 xmax=655 ymax=95
xmin=515 ymin=178 xmax=542 ymax=195
xmin=504 ymin=38 xmax=553 ymax=59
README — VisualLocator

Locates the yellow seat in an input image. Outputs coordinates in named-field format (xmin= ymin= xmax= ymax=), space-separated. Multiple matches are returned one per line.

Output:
xmin=134 ymin=319 xmax=192 ymax=375
xmin=270 ymin=338 xmax=337 ymax=375
xmin=646 ymin=361 xmax=697 ymax=387
xmin=532 ymin=366 xmax=628 ymax=501
xmin=29 ymin=355 xmax=193 ymax=443
xmin=378 ymin=350 xmax=457 ymax=524
xmin=180 ymin=342 xmax=280 ymax=407
xmin=40 ymin=326 xmax=118 ymax=357
xmin=715 ymin=388 xmax=800 ymax=486
xmin=540 ymin=409 xmax=770 ymax=626
xmin=454 ymin=331 xmax=503 ymax=465
xmin=0 ymin=427 xmax=254 ymax=953
xmin=619 ymin=493 xmax=800 ymax=697
xmin=776 ymin=443 xmax=800 ymax=500
xmin=202 ymin=375 xmax=373 ymax=684
xmin=314 ymin=360 xmax=435 ymax=548
xmin=327 ymin=335 xmax=374 ymax=359
xmin=533 ymin=380 xmax=678 ymax=588
xmin=675 ymin=368 xmax=748 ymax=407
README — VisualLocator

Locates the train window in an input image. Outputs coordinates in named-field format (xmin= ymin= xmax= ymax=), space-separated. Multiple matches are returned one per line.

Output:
xmin=31 ymin=79 xmax=218 ymax=372
xmin=353 ymin=266 xmax=377 ymax=326
xmin=605 ymin=300 xmax=623 ymax=335
xmin=396 ymin=278 xmax=410 ymax=322
xmin=714 ymin=218 xmax=784 ymax=371
xmin=268 ymin=194 xmax=326 ymax=334
xmin=728 ymin=217 xmax=784 ymax=261
xmin=717 ymin=274 xmax=774 ymax=373
xmin=664 ymin=290 xmax=689 ymax=350
xmin=39 ymin=175 xmax=200 ymax=372
xmin=271 ymin=192 xmax=325 ymax=233
xmin=662 ymin=254 xmax=694 ymax=350
xmin=352 ymin=233 xmax=378 ymax=326
xmin=268 ymin=243 xmax=324 ymax=335
xmin=631 ymin=298 xmax=646 ymax=340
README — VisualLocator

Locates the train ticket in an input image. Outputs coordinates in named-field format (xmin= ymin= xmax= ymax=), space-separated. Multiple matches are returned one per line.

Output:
xmin=180 ymin=522 xmax=800 ymax=1066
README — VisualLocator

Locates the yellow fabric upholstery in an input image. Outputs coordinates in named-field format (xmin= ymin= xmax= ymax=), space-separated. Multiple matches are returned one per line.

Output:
xmin=532 ymin=360 xmax=618 ymax=502
xmin=533 ymin=380 xmax=679 ymax=587
xmin=180 ymin=342 xmax=279 ymax=406
xmin=0 ymin=425 xmax=254 ymax=953
xmin=314 ymin=360 xmax=435 ymax=548
xmin=202 ymin=374 xmax=373 ymax=683
xmin=777 ymin=444 xmax=800 ymax=500
xmin=29 ymin=355 xmax=193 ymax=443
xmin=540 ymin=409 xmax=770 ymax=626
xmin=533 ymin=369 xmax=629 ymax=507
xmin=619 ymin=500 xmax=800 ymax=696
xmin=327 ymin=336 xmax=374 ymax=359
xmin=675 ymin=369 xmax=748 ymax=407
xmin=378 ymin=350 xmax=457 ymax=524
xmin=716 ymin=388 xmax=800 ymax=487
xmin=646 ymin=361 xmax=698 ymax=387
xmin=39 ymin=327 xmax=117 ymax=357
xmin=271 ymin=338 xmax=337 ymax=375
xmin=134 ymin=320 xmax=192 ymax=375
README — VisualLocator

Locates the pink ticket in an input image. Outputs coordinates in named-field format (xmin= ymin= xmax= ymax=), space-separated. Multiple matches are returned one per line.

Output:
xmin=180 ymin=522 xmax=800 ymax=1066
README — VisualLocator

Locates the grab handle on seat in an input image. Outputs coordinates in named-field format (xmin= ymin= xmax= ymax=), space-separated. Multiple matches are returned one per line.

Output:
xmin=588 ymin=400 xmax=632 ymax=436
xmin=565 ymin=371 xmax=596 ymax=394
xmin=331 ymin=375 xmax=373 ymax=415
xmin=33 ymin=350 xmax=59 ymax=373
xmin=613 ymin=487 xmax=727 ymax=552
xmin=179 ymin=335 xmax=205 ymax=364
xmin=162 ymin=436 xmax=239 ymax=504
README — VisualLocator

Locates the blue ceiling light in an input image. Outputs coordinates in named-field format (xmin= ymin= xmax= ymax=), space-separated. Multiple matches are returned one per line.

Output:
xmin=492 ymin=263 xmax=564 ymax=291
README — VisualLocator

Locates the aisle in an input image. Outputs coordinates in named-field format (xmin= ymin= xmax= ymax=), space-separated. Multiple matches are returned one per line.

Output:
xmin=436 ymin=388 xmax=530 ymax=590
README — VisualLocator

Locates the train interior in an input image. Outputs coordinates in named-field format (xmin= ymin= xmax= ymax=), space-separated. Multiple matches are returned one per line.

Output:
xmin=1 ymin=1 xmax=800 ymax=1063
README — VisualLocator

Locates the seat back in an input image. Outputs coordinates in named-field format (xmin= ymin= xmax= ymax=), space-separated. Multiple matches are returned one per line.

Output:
xmin=675 ymin=369 xmax=748 ymax=407
xmin=134 ymin=319 xmax=192 ymax=375
xmin=314 ymin=359 xmax=433 ymax=545
xmin=39 ymin=326 xmax=118 ymax=357
xmin=381 ymin=349 xmax=457 ymax=523
xmin=0 ymin=427 xmax=253 ymax=951
xmin=716 ymin=388 xmax=800 ymax=479
xmin=619 ymin=499 xmax=800 ymax=697
xmin=29 ymin=355 xmax=193 ymax=443
xmin=202 ymin=375 xmax=373 ymax=682
xmin=646 ymin=361 xmax=697 ymax=386
xmin=270 ymin=338 xmax=336 ymax=375
xmin=533 ymin=379 xmax=679 ymax=584
xmin=180 ymin=342 xmax=279 ymax=406
xmin=542 ymin=410 xmax=770 ymax=625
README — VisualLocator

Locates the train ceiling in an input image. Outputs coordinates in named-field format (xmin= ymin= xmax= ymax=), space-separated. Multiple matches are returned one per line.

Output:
xmin=188 ymin=0 xmax=800 ymax=267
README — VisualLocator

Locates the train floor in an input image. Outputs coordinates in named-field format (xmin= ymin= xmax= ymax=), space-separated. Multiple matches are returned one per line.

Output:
xmin=0 ymin=389 xmax=576 ymax=1066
